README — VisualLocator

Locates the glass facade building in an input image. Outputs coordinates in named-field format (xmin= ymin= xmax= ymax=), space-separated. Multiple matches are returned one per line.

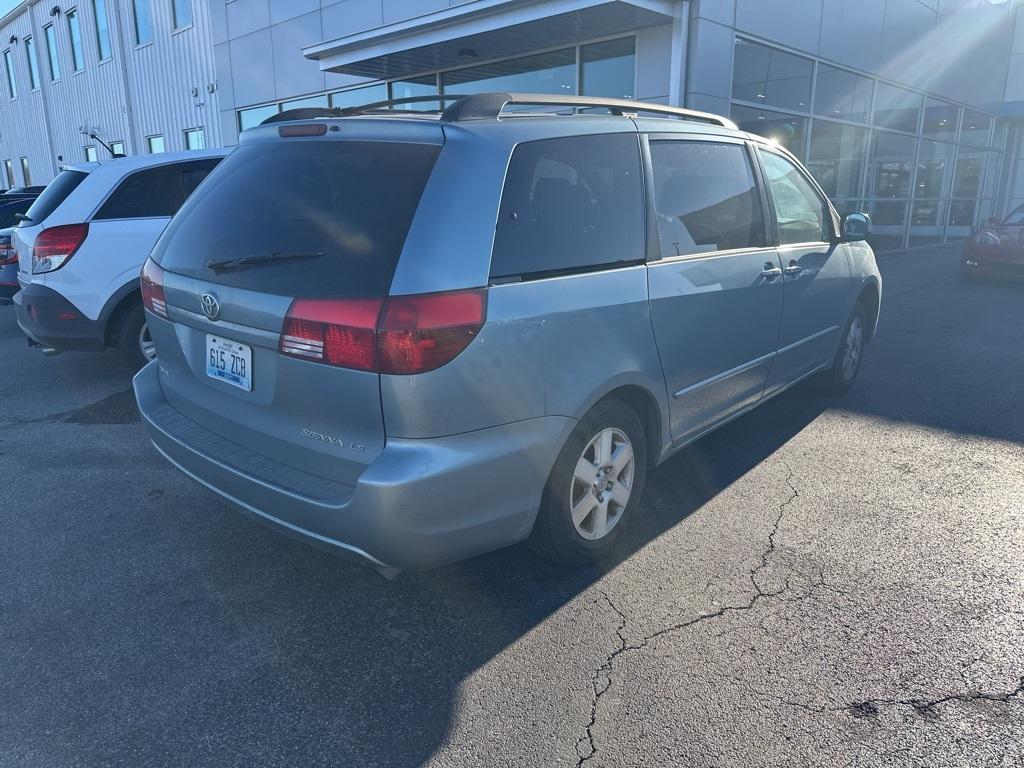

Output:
xmin=730 ymin=38 xmax=1006 ymax=252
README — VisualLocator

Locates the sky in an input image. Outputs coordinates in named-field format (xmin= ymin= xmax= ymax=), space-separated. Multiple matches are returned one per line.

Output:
xmin=0 ymin=1 xmax=21 ymax=19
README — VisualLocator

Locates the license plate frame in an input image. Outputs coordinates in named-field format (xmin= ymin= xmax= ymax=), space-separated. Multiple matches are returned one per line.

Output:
xmin=205 ymin=334 xmax=252 ymax=391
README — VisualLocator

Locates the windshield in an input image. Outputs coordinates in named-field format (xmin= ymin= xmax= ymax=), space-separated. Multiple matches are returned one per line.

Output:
xmin=154 ymin=140 xmax=441 ymax=298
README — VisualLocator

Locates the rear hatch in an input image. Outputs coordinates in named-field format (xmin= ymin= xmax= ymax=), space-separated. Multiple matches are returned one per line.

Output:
xmin=149 ymin=127 xmax=443 ymax=487
xmin=14 ymin=169 xmax=90 ymax=281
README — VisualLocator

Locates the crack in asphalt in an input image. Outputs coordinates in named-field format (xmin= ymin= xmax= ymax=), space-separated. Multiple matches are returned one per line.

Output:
xmin=846 ymin=675 xmax=1024 ymax=720
xmin=574 ymin=468 xmax=802 ymax=767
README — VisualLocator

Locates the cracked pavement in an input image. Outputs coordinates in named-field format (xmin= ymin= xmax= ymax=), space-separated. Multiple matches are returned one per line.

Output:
xmin=2 ymin=243 xmax=1023 ymax=767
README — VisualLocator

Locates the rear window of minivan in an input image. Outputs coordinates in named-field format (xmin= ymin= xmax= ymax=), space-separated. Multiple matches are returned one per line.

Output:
xmin=154 ymin=141 xmax=441 ymax=298
xmin=22 ymin=170 xmax=88 ymax=225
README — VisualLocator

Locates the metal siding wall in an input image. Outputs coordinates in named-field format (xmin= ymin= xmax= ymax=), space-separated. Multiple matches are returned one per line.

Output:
xmin=0 ymin=9 xmax=52 ymax=183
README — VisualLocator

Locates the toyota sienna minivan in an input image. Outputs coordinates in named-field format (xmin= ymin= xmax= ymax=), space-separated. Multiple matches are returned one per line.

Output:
xmin=135 ymin=93 xmax=881 ymax=573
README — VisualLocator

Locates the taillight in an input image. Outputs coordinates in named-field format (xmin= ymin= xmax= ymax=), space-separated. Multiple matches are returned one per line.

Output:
xmin=32 ymin=223 xmax=88 ymax=274
xmin=279 ymin=288 xmax=486 ymax=374
xmin=140 ymin=258 xmax=168 ymax=319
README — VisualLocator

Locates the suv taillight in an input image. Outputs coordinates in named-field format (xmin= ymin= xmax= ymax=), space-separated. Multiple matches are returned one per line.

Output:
xmin=280 ymin=288 xmax=487 ymax=374
xmin=32 ymin=223 xmax=89 ymax=274
xmin=140 ymin=258 xmax=168 ymax=318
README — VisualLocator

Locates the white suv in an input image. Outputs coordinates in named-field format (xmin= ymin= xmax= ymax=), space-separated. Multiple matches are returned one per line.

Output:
xmin=14 ymin=149 xmax=227 ymax=367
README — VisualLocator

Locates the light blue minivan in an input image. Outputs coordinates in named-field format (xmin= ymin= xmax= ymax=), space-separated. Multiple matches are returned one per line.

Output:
xmin=134 ymin=93 xmax=880 ymax=573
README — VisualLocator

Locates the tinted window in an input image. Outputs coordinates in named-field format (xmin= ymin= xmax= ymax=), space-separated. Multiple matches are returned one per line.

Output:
xmin=731 ymin=39 xmax=812 ymax=111
xmin=0 ymin=199 xmax=30 ymax=228
xmin=94 ymin=159 xmax=220 ymax=220
xmin=23 ymin=170 xmax=88 ymax=225
xmin=813 ymin=65 xmax=872 ymax=123
xmin=490 ymin=134 xmax=643 ymax=279
xmin=154 ymin=141 xmax=441 ymax=298
xmin=758 ymin=149 xmax=831 ymax=245
xmin=650 ymin=141 xmax=767 ymax=258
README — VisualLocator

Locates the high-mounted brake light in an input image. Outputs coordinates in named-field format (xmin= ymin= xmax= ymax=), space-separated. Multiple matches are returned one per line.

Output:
xmin=279 ymin=289 xmax=487 ymax=374
xmin=140 ymin=258 xmax=168 ymax=319
xmin=278 ymin=123 xmax=328 ymax=138
xmin=32 ymin=223 xmax=88 ymax=274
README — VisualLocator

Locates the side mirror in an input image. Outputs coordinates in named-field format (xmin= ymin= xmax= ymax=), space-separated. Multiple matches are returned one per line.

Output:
xmin=986 ymin=216 xmax=1002 ymax=227
xmin=842 ymin=212 xmax=871 ymax=242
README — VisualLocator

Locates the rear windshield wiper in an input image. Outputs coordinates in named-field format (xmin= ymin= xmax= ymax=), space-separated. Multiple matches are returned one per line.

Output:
xmin=206 ymin=251 xmax=325 ymax=273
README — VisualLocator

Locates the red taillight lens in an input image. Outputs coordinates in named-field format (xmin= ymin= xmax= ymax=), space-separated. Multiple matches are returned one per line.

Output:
xmin=377 ymin=289 xmax=487 ymax=374
xmin=280 ymin=297 xmax=383 ymax=371
xmin=140 ymin=258 xmax=168 ymax=319
xmin=32 ymin=223 xmax=88 ymax=274
xmin=279 ymin=289 xmax=486 ymax=374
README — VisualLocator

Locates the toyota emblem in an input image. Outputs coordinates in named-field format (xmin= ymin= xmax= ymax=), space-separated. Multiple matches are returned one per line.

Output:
xmin=200 ymin=293 xmax=221 ymax=320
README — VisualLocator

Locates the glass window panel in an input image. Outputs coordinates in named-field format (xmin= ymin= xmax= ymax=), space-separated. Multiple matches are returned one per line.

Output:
xmin=908 ymin=200 xmax=945 ymax=247
xmin=921 ymin=98 xmax=958 ymax=141
xmin=389 ymin=75 xmax=438 ymax=110
xmin=67 ymin=10 xmax=84 ymax=72
xmin=44 ymin=25 xmax=59 ymax=81
xmin=870 ymin=200 xmax=908 ymax=225
xmin=731 ymin=39 xmax=812 ymax=110
xmin=20 ymin=156 xmax=30 ymax=185
xmin=3 ymin=50 xmax=16 ymax=99
xmin=25 ymin=37 xmax=39 ymax=89
xmin=4 ymin=160 xmax=13 ymax=188
xmin=952 ymin=147 xmax=984 ymax=198
xmin=92 ymin=0 xmax=111 ymax=60
xmin=872 ymin=82 xmax=922 ymax=133
xmin=812 ymin=64 xmax=872 ymax=122
xmin=330 ymin=83 xmax=388 ymax=110
xmin=807 ymin=120 xmax=866 ymax=198
xmin=948 ymin=200 xmax=976 ymax=227
xmin=867 ymin=132 xmax=916 ymax=198
xmin=981 ymin=151 xmax=1001 ymax=199
xmin=960 ymin=109 xmax=991 ymax=147
xmin=184 ymin=128 xmax=205 ymax=150
xmin=237 ymin=104 xmax=279 ymax=131
xmin=84 ymin=146 xmax=97 ymax=161
xmin=759 ymin=148 xmax=830 ymax=244
xmin=835 ymin=199 xmax=865 ymax=216
xmin=172 ymin=0 xmax=192 ymax=28
xmin=990 ymin=121 xmax=1006 ymax=150
xmin=146 ymin=135 xmax=165 ymax=154
xmin=731 ymin=105 xmax=807 ymax=159
xmin=280 ymin=94 xmax=328 ymax=111
xmin=649 ymin=141 xmax=767 ymax=256
xmin=443 ymin=49 xmax=575 ymax=102
xmin=580 ymin=37 xmax=635 ymax=99
xmin=133 ymin=0 xmax=153 ymax=45
xmin=915 ymin=140 xmax=953 ymax=199
xmin=111 ymin=141 xmax=125 ymax=156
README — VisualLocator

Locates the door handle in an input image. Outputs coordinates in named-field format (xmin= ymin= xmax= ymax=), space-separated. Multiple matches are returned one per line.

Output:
xmin=783 ymin=260 xmax=802 ymax=276
xmin=760 ymin=262 xmax=782 ymax=279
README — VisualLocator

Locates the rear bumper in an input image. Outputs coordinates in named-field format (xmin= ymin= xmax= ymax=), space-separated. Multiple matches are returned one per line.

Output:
xmin=15 ymin=281 xmax=105 ymax=350
xmin=134 ymin=360 xmax=572 ymax=570
xmin=963 ymin=246 xmax=1024 ymax=280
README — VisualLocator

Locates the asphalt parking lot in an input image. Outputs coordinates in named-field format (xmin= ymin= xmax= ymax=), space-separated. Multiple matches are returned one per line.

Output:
xmin=1 ymin=242 xmax=1022 ymax=768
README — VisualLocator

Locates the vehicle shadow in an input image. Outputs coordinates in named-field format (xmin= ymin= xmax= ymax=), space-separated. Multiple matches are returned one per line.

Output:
xmin=153 ymin=383 xmax=828 ymax=768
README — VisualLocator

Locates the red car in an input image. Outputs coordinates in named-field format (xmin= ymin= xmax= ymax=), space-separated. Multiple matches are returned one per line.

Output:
xmin=963 ymin=204 xmax=1024 ymax=280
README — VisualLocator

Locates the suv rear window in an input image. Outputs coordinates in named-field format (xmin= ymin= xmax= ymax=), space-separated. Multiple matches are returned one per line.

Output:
xmin=22 ymin=170 xmax=88 ymax=225
xmin=154 ymin=141 xmax=441 ymax=297
xmin=490 ymin=133 xmax=644 ymax=280
xmin=94 ymin=159 xmax=222 ymax=220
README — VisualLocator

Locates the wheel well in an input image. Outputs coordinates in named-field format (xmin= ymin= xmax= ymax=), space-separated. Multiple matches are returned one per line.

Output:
xmin=857 ymin=282 xmax=880 ymax=341
xmin=104 ymin=289 xmax=142 ymax=347
xmin=599 ymin=385 xmax=662 ymax=466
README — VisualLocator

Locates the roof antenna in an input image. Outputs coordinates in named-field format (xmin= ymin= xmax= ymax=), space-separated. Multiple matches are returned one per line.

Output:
xmin=89 ymin=132 xmax=123 ymax=158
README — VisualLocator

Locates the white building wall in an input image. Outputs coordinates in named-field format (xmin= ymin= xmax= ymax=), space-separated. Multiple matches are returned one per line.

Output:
xmin=0 ymin=8 xmax=54 ymax=184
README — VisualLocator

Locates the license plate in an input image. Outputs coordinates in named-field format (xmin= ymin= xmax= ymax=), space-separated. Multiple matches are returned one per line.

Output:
xmin=205 ymin=334 xmax=252 ymax=391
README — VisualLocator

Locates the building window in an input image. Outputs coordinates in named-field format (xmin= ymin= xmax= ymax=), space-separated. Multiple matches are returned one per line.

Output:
xmin=172 ymin=0 xmax=192 ymax=29
xmin=111 ymin=140 xmax=125 ymax=156
xmin=133 ymin=0 xmax=153 ymax=45
xmin=441 ymin=49 xmax=574 ymax=99
xmin=280 ymin=94 xmax=328 ymax=111
xmin=237 ymin=104 xmax=278 ymax=131
xmin=92 ymin=0 xmax=111 ymax=60
xmin=580 ymin=37 xmax=635 ymax=99
xmin=731 ymin=104 xmax=807 ymax=158
xmin=25 ymin=37 xmax=40 ymax=90
xmin=732 ymin=38 xmax=812 ymax=111
xmin=3 ymin=160 xmax=13 ymax=188
xmin=960 ymin=109 xmax=992 ymax=147
xmin=184 ymin=127 xmax=205 ymax=150
xmin=813 ymin=64 xmax=872 ymax=123
xmin=3 ymin=50 xmax=16 ymax=99
xmin=67 ymin=9 xmax=85 ymax=72
xmin=20 ymin=157 xmax=31 ymax=185
xmin=44 ymin=24 xmax=60 ymax=81
xmin=146 ymin=135 xmax=165 ymax=154
xmin=922 ymin=98 xmax=958 ymax=142
xmin=872 ymin=82 xmax=922 ymax=134
xmin=84 ymin=146 xmax=98 ymax=162
xmin=329 ymin=83 xmax=387 ymax=110
xmin=388 ymin=75 xmax=439 ymax=110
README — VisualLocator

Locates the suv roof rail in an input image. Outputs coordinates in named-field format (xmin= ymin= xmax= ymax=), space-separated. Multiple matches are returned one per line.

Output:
xmin=261 ymin=96 xmax=468 ymax=125
xmin=439 ymin=92 xmax=737 ymax=128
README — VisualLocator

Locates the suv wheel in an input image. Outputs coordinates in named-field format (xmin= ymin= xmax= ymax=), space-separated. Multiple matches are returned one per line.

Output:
xmin=116 ymin=302 xmax=156 ymax=370
xmin=528 ymin=398 xmax=647 ymax=565
xmin=817 ymin=301 xmax=867 ymax=395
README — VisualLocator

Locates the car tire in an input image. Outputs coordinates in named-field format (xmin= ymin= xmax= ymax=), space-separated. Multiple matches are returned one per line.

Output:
xmin=817 ymin=300 xmax=868 ymax=396
xmin=528 ymin=398 xmax=647 ymax=565
xmin=116 ymin=302 xmax=156 ymax=370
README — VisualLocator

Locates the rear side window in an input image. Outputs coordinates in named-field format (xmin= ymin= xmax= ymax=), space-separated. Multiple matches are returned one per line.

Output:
xmin=490 ymin=133 xmax=644 ymax=280
xmin=650 ymin=141 xmax=767 ymax=258
xmin=153 ymin=141 xmax=441 ymax=297
xmin=757 ymin=149 xmax=831 ymax=245
xmin=23 ymin=170 xmax=88 ymax=225
xmin=94 ymin=159 xmax=221 ymax=220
